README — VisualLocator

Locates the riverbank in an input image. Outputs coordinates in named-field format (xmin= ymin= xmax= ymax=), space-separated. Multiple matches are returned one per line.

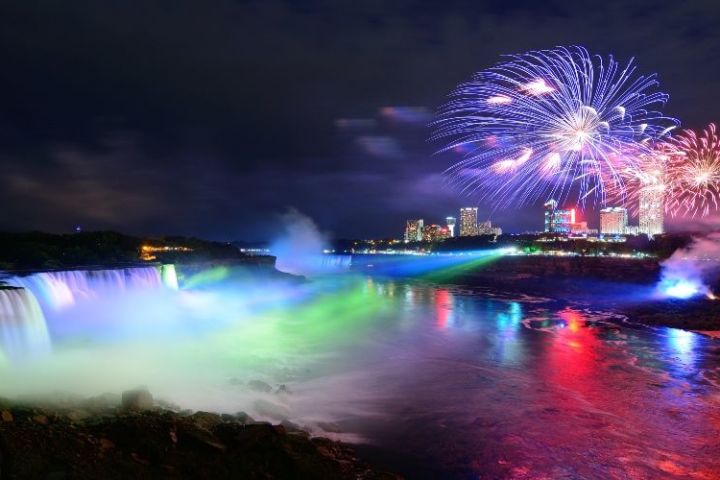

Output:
xmin=461 ymin=273 xmax=720 ymax=332
xmin=364 ymin=255 xmax=720 ymax=333
xmin=0 ymin=391 xmax=400 ymax=479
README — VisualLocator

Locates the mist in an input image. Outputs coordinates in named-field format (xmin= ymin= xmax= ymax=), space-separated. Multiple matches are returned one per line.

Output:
xmin=657 ymin=232 xmax=720 ymax=299
xmin=270 ymin=209 xmax=351 ymax=276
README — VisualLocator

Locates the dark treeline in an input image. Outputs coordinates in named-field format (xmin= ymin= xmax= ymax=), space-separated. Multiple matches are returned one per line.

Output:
xmin=0 ymin=231 xmax=246 ymax=271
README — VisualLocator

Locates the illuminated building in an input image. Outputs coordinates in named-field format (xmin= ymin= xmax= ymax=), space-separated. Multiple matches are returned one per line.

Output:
xmin=140 ymin=244 xmax=193 ymax=261
xmin=459 ymin=208 xmax=478 ymax=236
xmin=599 ymin=207 xmax=627 ymax=235
xmin=478 ymin=220 xmax=502 ymax=236
xmin=639 ymin=189 xmax=664 ymax=236
xmin=445 ymin=217 xmax=456 ymax=237
xmin=569 ymin=221 xmax=595 ymax=235
xmin=422 ymin=224 xmax=450 ymax=242
xmin=404 ymin=219 xmax=424 ymax=242
xmin=543 ymin=200 xmax=557 ymax=232
xmin=543 ymin=199 xmax=575 ymax=234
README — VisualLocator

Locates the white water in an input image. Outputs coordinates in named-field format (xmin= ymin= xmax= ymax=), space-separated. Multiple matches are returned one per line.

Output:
xmin=0 ymin=266 xmax=173 ymax=362
xmin=0 ymin=288 xmax=51 ymax=362
xmin=6 ymin=266 xmax=164 ymax=310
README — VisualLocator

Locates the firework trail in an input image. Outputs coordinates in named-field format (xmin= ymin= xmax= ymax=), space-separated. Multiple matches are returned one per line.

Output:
xmin=433 ymin=46 xmax=678 ymax=207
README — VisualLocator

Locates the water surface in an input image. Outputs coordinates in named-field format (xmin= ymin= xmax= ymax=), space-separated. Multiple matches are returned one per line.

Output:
xmin=1 ymin=271 xmax=719 ymax=479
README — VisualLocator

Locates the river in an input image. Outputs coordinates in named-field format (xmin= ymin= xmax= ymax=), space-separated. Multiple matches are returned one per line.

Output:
xmin=1 ymin=268 xmax=719 ymax=478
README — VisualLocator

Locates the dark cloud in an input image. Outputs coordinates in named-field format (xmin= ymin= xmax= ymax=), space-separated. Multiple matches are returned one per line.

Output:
xmin=1 ymin=0 xmax=720 ymax=240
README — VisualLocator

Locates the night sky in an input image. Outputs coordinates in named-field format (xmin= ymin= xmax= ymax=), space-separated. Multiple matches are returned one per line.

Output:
xmin=2 ymin=0 xmax=720 ymax=241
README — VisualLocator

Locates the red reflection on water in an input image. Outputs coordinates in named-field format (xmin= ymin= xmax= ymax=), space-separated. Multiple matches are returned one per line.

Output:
xmin=546 ymin=308 xmax=601 ymax=394
xmin=434 ymin=289 xmax=452 ymax=329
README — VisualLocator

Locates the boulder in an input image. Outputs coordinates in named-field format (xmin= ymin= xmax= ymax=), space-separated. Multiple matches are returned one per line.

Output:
xmin=190 ymin=412 xmax=223 ymax=430
xmin=121 ymin=388 xmax=154 ymax=411
xmin=234 ymin=411 xmax=254 ymax=424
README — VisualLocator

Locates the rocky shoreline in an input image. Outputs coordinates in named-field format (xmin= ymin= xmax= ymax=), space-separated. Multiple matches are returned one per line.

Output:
xmin=414 ymin=258 xmax=720 ymax=333
xmin=0 ymin=390 xmax=401 ymax=480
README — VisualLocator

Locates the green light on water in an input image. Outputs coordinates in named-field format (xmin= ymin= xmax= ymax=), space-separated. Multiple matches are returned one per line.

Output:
xmin=182 ymin=266 xmax=230 ymax=289
xmin=178 ymin=278 xmax=392 ymax=372
xmin=421 ymin=253 xmax=503 ymax=282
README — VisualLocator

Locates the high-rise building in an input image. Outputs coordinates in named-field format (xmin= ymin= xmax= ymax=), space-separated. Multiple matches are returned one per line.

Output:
xmin=543 ymin=200 xmax=557 ymax=232
xmin=639 ymin=189 xmax=664 ymax=236
xmin=459 ymin=208 xmax=479 ymax=236
xmin=599 ymin=207 xmax=628 ymax=235
xmin=445 ymin=217 xmax=456 ymax=237
xmin=404 ymin=219 xmax=424 ymax=242
xmin=543 ymin=200 xmax=575 ymax=234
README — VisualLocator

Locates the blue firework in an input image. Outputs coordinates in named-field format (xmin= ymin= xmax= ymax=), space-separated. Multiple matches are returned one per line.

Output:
xmin=432 ymin=46 xmax=679 ymax=207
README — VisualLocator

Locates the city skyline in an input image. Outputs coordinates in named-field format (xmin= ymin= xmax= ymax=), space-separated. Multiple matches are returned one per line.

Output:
xmin=403 ymin=195 xmax=669 ymax=242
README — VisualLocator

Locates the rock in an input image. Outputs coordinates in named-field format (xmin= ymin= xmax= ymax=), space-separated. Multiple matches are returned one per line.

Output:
xmin=99 ymin=438 xmax=115 ymax=450
xmin=190 ymin=411 xmax=223 ymax=430
xmin=66 ymin=410 xmax=91 ymax=422
xmin=33 ymin=414 xmax=48 ymax=425
xmin=176 ymin=422 xmax=226 ymax=453
xmin=247 ymin=380 xmax=273 ymax=393
xmin=121 ymin=388 xmax=154 ymax=411
xmin=234 ymin=411 xmax=254 ymax=424
xmin=253 ymin=399 xmax=290 ymax=420
xmin=280 ymin=419 xmax=302 ymax=432
xmin=0 ymin=396 xmax=400 ymax=479
xmin=228 ymin=377 xmax=243 ymax=386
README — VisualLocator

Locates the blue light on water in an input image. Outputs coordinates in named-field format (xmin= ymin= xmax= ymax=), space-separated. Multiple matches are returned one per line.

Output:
xmin=666 ymin=328 xmax=697 ymax=368
xmin=660 ymin=279 xmax=702 ymax=299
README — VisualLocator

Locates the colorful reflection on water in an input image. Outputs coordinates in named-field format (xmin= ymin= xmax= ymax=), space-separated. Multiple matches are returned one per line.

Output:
xmin=1 ymin=271 xmax=719 ymax=478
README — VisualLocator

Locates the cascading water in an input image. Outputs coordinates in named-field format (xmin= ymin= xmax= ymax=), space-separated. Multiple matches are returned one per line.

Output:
xmin=160 ymin=264 xmax=179 ymax=290
xmin=0 ymin=266 xmax=175 ymax=360
xmin=7 ymin=266 xmax=166 ymax=310
xmin=0 ymin=288 xmax=51 ymax=361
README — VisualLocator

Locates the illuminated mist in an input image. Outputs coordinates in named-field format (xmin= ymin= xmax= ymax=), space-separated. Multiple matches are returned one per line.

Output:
xmin=657 ymin=233 xmax=720 ymax=299
xmin=270 ymin=208 xmax=350 ymax=276
xmin=0 ymin=265 xmax=393 ymax=436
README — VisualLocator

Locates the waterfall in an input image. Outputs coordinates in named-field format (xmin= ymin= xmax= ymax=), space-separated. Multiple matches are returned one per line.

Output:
xmin=6 ymin=266 xmax=166 ymax=310
xmin=0 ymin=288 xmax=51 ymax=361
xmin=0 ymin=266 xmax=177 ymax=361
xmin=160 ymin=264 xmax=179 ymax=290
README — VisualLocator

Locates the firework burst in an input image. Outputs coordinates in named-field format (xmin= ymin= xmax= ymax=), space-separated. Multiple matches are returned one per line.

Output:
xmin=433 ymin=46 xmax=678 ymax=207
xmin=610 ymin=143 xmax=673 ymax=217
xmin=666 ymin=124 xmax=720 ymax=217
